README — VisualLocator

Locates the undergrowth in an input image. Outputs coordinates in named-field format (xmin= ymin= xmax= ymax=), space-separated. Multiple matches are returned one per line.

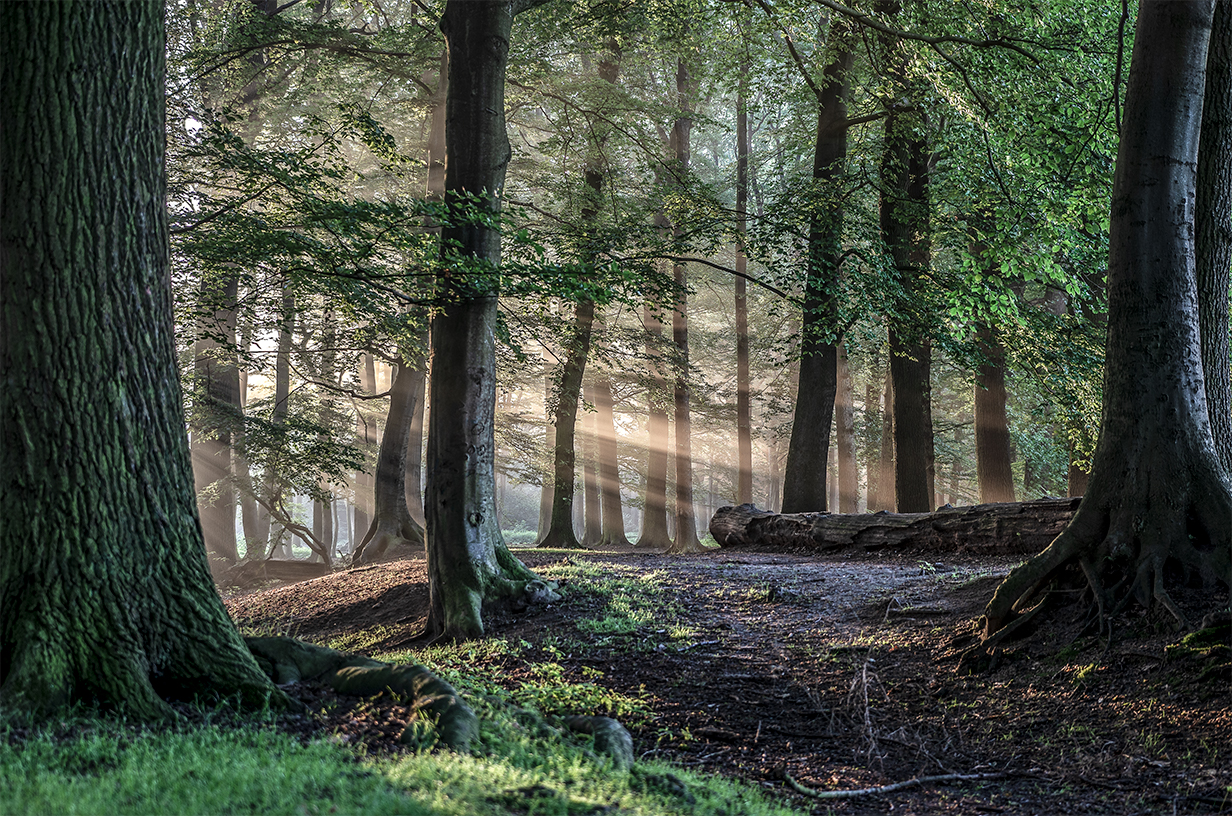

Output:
xmin=4 ymin=580 xmax=799 ymax=816
xmin=2 ymin=698 xmax=799 ymax=816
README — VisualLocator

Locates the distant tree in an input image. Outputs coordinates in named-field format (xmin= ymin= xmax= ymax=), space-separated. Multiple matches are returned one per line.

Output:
xmin=0 ymin=0 xmax=280 ymax=716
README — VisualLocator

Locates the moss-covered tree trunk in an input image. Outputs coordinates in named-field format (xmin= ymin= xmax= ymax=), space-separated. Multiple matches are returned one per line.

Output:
xmin=0 ymin=0 xmax=281 ymax=718
xmin=422 ymin=0 xmax=550 ymax=641
xmin=982 ymin=0 xmax=1232 ymax=641
xmin=781 ymin=32 xmax=853 ymax=514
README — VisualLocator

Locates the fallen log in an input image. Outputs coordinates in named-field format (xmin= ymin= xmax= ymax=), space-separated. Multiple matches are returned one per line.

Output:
xmin=219 ymin=558 xmax=331 ymax=589
xmin=709 ymin=498 xmax=1080 ymax=556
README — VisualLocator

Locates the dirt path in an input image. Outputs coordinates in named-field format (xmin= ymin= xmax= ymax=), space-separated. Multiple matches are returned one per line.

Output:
xmin=225 ymin=548 xmax=1231 ymax=815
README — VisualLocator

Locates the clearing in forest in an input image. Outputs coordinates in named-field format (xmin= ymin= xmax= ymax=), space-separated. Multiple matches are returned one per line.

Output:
xmin=226 ymin=546 xmax=1232 ymax=815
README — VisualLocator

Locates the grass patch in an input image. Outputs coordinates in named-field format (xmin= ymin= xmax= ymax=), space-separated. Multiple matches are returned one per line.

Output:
xmin=2 ymin=700 xmax=800 ymax=816
xmin=537 ymin=562 xmax=695 ymax=649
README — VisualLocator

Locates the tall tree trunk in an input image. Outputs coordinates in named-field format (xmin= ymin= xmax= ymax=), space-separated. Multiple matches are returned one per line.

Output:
xmin=968 ymin=216 xmax=1016 ymax=504
xmin=593 ymin=332 xmax=631 ymax=546
xmin=260 ymin=283 xmax=295 ymax=557
xmin=949 ymin=425 xmax=964 ymax=505
xmin=875 ymin=365 xmax=896 ymax=511
xmin=782 ymin=33 xmax=854 ymax=513
xmin=539 ymin=299 xmax=595 ymax=549
xmin=352 ymin=357 xmax=427 ymax=565
xmin=1197 ymin=0 xmax=1232 ymax=473
xmin=638 ymin=304 xmax=673 ymax=547
xmin=191 ymin=274 xmax=240 ymax=567
xmin=735 ymin=60 xmax=754 ymax=505
xmin=352 ymin=352 xmax=378 ymax=550
xmin=835 ymin=341 xmax=858 ymax=513
xmin=981 ymin=0 xmax=1231 ymax=641
xmin=404 ymin=366 xmax=427 ymax=523
xmin=0 ymin=0 xmax=280 ymax=717
xmin=666 ymin=57 xmax=704 ymax=554
xmin=581 ymin=382 xmax=603 ymax=546
xmin=235 ymin=323 xmax=260 ymax=554
xmin=537 ymin=350 xmax=555 ymax=540
xmin=422 ymin=0 xmax=552 ymax=641
xmin=406 ymin=51 xmax=446 ymax=527
xmin=881 ymin=103 xmax=934 ymax=511
xmin=767 ymin=434 xmax=782 ymax=512
xmin=864 ymin=351 xmax=884 ymax=511
xmin=974 ymin=324 xmax=1016 ymax=503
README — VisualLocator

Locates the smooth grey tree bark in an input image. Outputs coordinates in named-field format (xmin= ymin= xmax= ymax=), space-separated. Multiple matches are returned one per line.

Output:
xmin=421 ymin=0 xmax=553 ymax=641
xmin=1196 ymin=0 xmax=1232 ymax=473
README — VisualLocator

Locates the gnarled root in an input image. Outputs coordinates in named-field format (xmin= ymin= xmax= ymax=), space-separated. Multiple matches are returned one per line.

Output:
xmin=351 ymin=515 xmax=425 ymax=566
xmin=977 ymin=455 xmax=1231 ymax=660
xmin=245 ymin=636 xmax=477 ymax=751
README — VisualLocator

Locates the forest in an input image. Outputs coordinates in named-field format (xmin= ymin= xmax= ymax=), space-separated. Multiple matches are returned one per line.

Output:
xmin=1 ymin=0 xmax=1229 ymax=814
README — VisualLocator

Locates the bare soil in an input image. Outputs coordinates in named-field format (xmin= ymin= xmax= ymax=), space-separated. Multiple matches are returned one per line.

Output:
xmin=225 ymin=546 xmax=1232 ymax=815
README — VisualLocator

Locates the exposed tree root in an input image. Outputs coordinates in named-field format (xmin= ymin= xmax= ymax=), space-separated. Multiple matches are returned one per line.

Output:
xmin=245 ymin=636 xmax=477 ymax=750
xmin=664 ymin=536 xmax=707 ymax=555
xmin=351 ymin=513 xmax=425 ymax=566
xmin=244 ymin=637 xmax=636 ymax=762
xmin=979 ymin=453 xmax=1232 ymax=652
xmin=562 ymin=715 xmax=635 ymax=769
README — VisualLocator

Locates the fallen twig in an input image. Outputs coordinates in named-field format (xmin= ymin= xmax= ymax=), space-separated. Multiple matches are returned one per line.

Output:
xmin=782 ymin=770 xmax=1011 ymax=799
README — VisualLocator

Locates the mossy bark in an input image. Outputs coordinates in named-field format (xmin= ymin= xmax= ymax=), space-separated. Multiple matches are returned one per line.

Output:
xmin=0 ymin=0 xmax=281 ymax=719
xmin=246 ymin=637 xmax=476 ymax=750
xmin=422 ymin=0 xmax=553 ymax=641
xmin=981 ymin=0 xmax=1232 ymax=642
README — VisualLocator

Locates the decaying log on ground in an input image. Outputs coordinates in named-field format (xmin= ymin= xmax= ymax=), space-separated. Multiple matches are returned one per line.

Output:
xmin=220 ymin=558 xmax=331 ymax=588
xmin=709 ymin=499 xmax=1080 ymax=556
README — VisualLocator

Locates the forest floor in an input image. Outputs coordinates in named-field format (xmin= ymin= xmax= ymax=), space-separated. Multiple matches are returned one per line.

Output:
xmin=225 ymin=543 xmax=1231 ymax=816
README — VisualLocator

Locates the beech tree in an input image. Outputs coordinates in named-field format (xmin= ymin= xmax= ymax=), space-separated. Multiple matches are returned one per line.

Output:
xmin=421 ymin=0 xmax=557 ymax=640
xmin=0 ymin=0 xmax=280 ymax=716
xmin=981 ymin=0 xmax=1232 ymax=643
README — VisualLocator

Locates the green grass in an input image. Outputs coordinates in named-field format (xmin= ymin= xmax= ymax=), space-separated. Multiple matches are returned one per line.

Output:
xmin=2 ymin=701 xmax=800 ymax=816
xmin=2 ymin=549 xmax=808 ymax=815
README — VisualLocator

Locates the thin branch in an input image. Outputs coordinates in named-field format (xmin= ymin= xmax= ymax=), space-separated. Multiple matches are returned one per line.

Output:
xmin=616 ymin=252 xmax=799 ymax=303
xmin=783 ymin=770 xmax=1013 ymax=800
xmin=810 ymin=0 xmax=1040 ymax=63
xmin=747 ymin=0 xmax=824 ymax=102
